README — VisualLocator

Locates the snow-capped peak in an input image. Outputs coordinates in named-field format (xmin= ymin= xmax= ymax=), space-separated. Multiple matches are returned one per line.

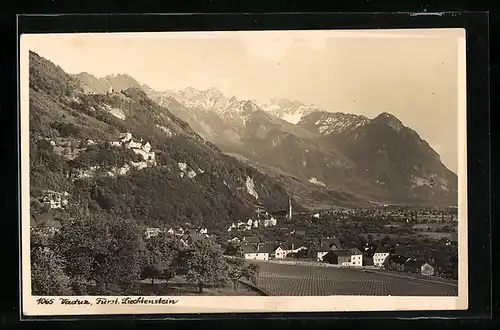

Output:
xmin=157 ymin=87 xmax=322 ymax=125
xmin=159 ymin=87 xmax=233 ymax=111
xmin=252 ymin=97 xmax=321 ymax=124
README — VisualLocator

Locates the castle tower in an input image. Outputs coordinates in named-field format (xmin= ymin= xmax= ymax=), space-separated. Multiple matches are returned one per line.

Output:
xmin=108 ymin=85 xmax=114 ymax=94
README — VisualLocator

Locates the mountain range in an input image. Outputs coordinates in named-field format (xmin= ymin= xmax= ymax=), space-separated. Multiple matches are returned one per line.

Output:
xmin=34 ymin=58 xmax=458 ymax=210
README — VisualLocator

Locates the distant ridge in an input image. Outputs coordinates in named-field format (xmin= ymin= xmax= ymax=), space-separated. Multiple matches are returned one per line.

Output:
xmin=71 ymin=68 xmax=458 ymax=206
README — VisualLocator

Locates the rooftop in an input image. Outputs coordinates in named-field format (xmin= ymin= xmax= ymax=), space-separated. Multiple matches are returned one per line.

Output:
xmin=257 ymin=243 xmax=277 ymax=253
xmin=240 ymin=245 xmax=257 ymax=253
xmin=332 ymin=249 xmax=352 ymax=257
xmin=374 ymin=245 xmax=389 ymax=254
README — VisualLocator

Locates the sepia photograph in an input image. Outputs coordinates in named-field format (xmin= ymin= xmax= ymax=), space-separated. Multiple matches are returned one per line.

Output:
xmin=20 ymin=28 xmax=468 ymax=315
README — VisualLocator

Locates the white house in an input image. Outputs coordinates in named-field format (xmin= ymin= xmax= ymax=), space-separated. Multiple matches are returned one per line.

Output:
xmin=349 ymin=248 xmax=364 ymax=267
xmin=373 ymin=245 xmax=391 ymax=267
xmin=145 ymin=227 xmax=162 ymax=239
xmin=273 ymin=245 xmax=287 ymax=259
xmin=238 ymin=244 xmax=269 ymax=260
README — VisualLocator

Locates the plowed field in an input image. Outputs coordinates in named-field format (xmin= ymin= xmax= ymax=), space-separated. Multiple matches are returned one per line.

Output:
xmin=251 ymin=262 xmax=458 ymax=296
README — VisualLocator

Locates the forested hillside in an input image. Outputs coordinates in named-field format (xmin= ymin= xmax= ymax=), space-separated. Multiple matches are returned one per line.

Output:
xmin=29 ymin=51 xmax=293 ymax=229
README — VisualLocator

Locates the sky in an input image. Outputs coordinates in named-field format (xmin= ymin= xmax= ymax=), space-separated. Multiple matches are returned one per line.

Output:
xmin=24 ymin=29 xmax=464 ymax=173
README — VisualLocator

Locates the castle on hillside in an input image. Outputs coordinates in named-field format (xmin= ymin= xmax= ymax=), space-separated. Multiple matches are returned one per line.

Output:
xmin=111 ymin=132 xmax=156 ymax=164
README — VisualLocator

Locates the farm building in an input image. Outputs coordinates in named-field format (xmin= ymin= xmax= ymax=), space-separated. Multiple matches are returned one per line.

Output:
xmin=316 ymin=246 xmax=331 ymax=261
xmin=373 ymin=245 xmax=390 ymax=267
xmin=404 ymin=259 xmax=435 ymax=276
xmin=322 ymin=250 xmax=351 ymax=266
xmin=322 ymin=249 xmax=363 ymax=267
xmin=258 ymin=243 xmax=277 ymax=255
xmin=306 ymin=243 xmax=324 ymax=260
xmin=238 ymin=244 xmax=269 ymax=260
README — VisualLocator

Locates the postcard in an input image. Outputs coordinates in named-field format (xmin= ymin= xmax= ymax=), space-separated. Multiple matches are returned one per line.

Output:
xmin=20 ymin=28 xmax=468 ymax=316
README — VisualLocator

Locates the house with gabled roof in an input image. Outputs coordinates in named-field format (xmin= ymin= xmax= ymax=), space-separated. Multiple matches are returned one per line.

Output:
xmin=323 ymin=249 xmax=352 ymax=266
xmin=349 ymin=248 xmax=363 ymax=267
xmin=316 ymin=246 xmax=331 ymax=261
xmin=272 ymin=244 xmax=288 ymax=259
xmin=307 ymin=240 xmax=340 ymax=262
xmin=373 ymin=245 xmax=390 ymax=267
xmin=404 ymin=259 xmax=435 ymax=276
xmin=238 ymin=243 xmax=270 ymax=260
xmin=257 ymin=243 xmax=276 ymax=254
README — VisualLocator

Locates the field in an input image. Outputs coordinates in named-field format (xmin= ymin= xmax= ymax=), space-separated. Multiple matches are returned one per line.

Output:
xmin=249 ymin=261 xmax=458 ymax=296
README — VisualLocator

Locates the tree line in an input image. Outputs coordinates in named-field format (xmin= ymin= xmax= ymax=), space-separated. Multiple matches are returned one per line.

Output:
xmin=31 ymin=204 xmax=259 ymax=296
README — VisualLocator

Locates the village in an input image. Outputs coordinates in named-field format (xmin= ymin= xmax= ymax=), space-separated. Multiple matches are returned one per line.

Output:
xmin=31 ymin=187 xmax=458 ymax=281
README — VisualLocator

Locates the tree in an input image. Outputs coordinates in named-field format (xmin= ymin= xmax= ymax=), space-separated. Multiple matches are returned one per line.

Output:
xmin=185 ymin=239 xmax=228 ymax=293
xmin=141 ymin=234 xmax=185 ymax=284
xmin=54 ymin=208 xmax=146 ymax=294
xmin=31 ymin=246 xmax=73 ymax=295
xmin=226 ymin=258 xmax=259 ymax=290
